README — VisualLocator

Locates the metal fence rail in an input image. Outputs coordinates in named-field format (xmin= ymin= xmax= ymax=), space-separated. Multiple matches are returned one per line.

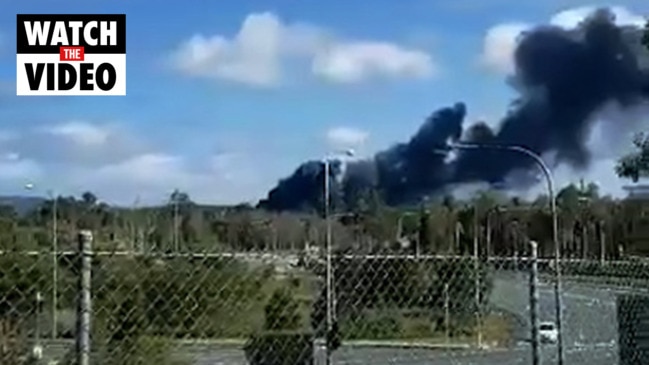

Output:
xmin=1 ymin=232 xmax=649 ymax=364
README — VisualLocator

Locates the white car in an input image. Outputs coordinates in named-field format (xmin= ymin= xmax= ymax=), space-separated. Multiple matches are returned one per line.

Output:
xmin=539 ymin=322 xmax=558 ymax=344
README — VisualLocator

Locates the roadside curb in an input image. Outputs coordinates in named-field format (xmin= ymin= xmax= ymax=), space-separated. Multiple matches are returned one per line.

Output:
xmin=339 ymin=340 xmax=472 ymax=350
xmin=538 ymin=274 xmax=649 ymax=291
xmin=36 ymin=337 xmax=511 ymax=352
xmin=337 ymin=340 xmax=510 ymax=353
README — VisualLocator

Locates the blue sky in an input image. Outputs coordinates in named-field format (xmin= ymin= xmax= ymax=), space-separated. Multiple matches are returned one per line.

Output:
xmin=0 ymin=1 xmax=647 ymax=205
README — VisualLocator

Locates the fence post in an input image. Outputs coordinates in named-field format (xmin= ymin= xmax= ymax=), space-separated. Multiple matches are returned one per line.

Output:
xmin=473 ymin=229 xmax=482 ymax=348
xmin=444 ymin=283 xmax=450 ymax=344
xmin=76 ymin=230 xmax=93 ymax=365
xmin=529 ymin=240 xmax=541 ymax=365
xmin=33 ymin=291 xmax=43 ymax=360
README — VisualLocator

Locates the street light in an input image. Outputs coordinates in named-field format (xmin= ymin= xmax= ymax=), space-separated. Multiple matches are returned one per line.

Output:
xmin=24 ymin=183 xmax=58 ymax=340
xmin=323 ymin=148 xmax=354 ymax=365
xmin=445 ymin=142 xmax=564 ymax=365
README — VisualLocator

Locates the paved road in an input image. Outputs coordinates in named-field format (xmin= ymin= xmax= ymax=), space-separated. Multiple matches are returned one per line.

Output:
xmin=184 ymin=345 xmax=617 ymax=365
xmin=487 ymin=272 xmax=620 ymax=365
xmin=39 ymin=271 xmax=631 ymax=364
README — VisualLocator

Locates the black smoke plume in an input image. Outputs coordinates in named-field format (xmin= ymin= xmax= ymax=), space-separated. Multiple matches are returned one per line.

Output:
xmin=258 ymin=8 xmax=649 ymax=212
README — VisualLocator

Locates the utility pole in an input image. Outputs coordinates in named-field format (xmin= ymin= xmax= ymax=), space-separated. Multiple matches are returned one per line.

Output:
xmin=51 ymin=191 xmax=58 ymax=339
xmin=473 ymin=206 xmax=482 ymax=348
xmin=444 ymin=283 xmax=450 ymax=344
xmin=76 ymin=231 xmax=93 ymax=365
xmin=486 ymin=211 xmax=492 ymax=260
xmin=322 ymin=149 xmax=354 ymax=365
xmin=600 ymin=220 xmax=606 ymax=264
xmin=24 ymin=184 xmax=58 ymax=339
xmin=529 ymin=241 xmax=541 ymax=365
xmin=324 ymin=158 xmax=333 ymax=365
xmin=132 ymin=195 xmax=140 ymax=252
xmin=173 ymin=190 xmax=179 ymax=252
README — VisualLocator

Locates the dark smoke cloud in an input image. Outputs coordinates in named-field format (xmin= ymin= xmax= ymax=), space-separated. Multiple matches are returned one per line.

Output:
xmin=258 ymin=8 xmax=649 ymax=212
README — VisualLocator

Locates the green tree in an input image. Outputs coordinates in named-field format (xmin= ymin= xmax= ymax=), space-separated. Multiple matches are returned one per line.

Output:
xmin=81 ymin=191 xmax=98 ymax=207
xmin=616 ymin=133 xmax=649 ymax=182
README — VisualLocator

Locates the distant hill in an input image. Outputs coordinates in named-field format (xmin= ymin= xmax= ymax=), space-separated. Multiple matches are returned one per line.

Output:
xmin=0 ymin=195 xmax=46 ymax=216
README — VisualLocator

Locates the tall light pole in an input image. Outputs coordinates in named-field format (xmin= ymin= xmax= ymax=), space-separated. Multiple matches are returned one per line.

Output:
xmin=172 ymin=190 xmax=180 ymax=252
xmin=323 ymin=149 xmax=354 ymax=365
xmin=446 ymin=143 xmax=564 ymax=365
xmin=24 ymin=183 xmax=58 ymax=339
xmin=472 ymin=205 xmax=482 ymax=348
xmin=131 ymin=195 xmax=141 ymax=252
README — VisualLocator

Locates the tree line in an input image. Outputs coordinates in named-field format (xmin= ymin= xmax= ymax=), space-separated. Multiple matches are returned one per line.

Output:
xmin=0 ymin=181 xmax=646 ymax=261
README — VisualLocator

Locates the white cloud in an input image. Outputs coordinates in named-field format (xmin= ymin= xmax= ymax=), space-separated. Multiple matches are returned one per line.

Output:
xmin=0 ymin=121 xmax=266 ymax=206
xmin=44 ymin=121 xmax=110 ymax=146
xmin=479 ymin=23 xmax=531 ymax=74
xmin=326 ymin=126 xmax=369 ymax=148
xmin=73 ymin=151 xmax=262 ymax=205
xmin=479 ymin=6 xmax=646 ymax=75
xmin=171 ymin=13 xmax=290 ymax=86
xmin=0 ymin=158 xmax=42 ymax=182
xmin=0 ymin=130 xmax=18 ymax=143
xmin=171 ymin=12 xmax=436 ymax=86
xmin=20 ymin=121 xmax=146 ymax=167
xmin=313 ymin=42 xmax=435 ymax=83
xmin=92 ymin=153 xmax=188 ymax=186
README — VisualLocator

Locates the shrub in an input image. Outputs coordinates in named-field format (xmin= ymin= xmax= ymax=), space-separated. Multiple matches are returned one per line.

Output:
xmin=0 ymin=317 xmax=28 ymax=364
xmin=264 ymin=287 xmax=301 ymax=331
xmin=340 ymin=311 xmax=402 ymax=340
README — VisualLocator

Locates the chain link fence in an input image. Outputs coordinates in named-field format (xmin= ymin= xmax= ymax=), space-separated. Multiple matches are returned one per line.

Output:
xmin=2 ymin=232 xmax=649 ymax=364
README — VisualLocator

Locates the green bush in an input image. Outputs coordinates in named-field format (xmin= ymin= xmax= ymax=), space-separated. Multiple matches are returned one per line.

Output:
xmin=308 ymin=257 xmax=492 ymax=341
xmin=340 ymin=311 xmax=402 ymax=340
xmin=264 ymin=287 xmax=301 ymax=331
xmin=244 ymin=331 xmax=314 ymax=365
xmin=0 ymin=317 xmax=29 ymax=364
xmin=93 ymin=256 xmax=269 ymax=339
xmin=0 ymin=254 xmax=51 ymax=317
xmin=331 ymin=257 xmax=491 ymax=323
